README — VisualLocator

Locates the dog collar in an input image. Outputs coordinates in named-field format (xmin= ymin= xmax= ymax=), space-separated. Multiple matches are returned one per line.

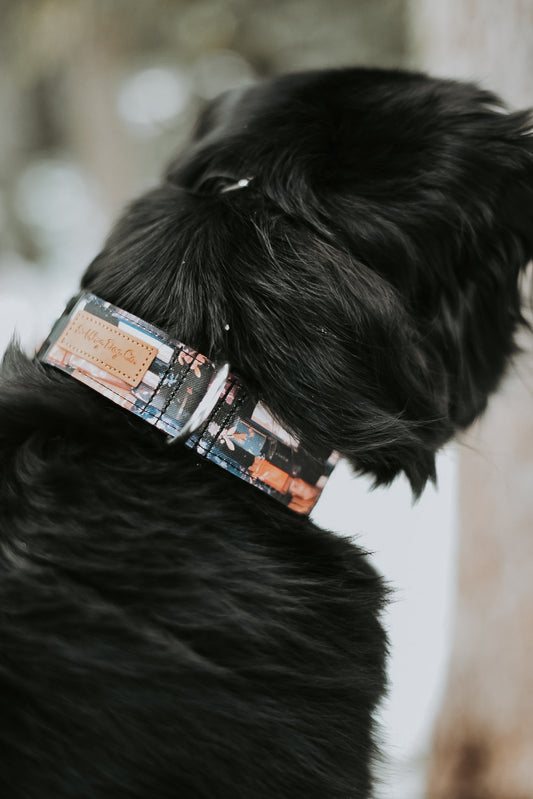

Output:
xmin=37 ymin=292 xmax=339 ymax=515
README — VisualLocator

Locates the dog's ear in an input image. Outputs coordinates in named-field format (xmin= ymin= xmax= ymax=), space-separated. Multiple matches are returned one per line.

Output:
xmin=499 ymin=171 xmax=533 ymax=256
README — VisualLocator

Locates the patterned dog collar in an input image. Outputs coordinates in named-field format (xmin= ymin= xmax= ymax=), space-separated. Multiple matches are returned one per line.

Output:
xmin=37 ymin=292 xmax=339 ymax=515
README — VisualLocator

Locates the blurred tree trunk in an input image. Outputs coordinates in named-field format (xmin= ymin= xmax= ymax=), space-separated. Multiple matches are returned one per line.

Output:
xmin=409 ymin=1 xmax=533 ymax=797
xmin=61 ymin=27 xmax=138 ymax=218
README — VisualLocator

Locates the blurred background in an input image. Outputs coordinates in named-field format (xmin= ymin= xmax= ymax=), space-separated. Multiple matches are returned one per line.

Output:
xmin=1 ymin=2 xmax=532 ymax=798
xmin=0 ymin=0 xmax=407 ymax=349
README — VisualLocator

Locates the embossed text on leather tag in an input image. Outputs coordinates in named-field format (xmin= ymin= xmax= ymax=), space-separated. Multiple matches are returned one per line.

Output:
xmin=57 ymin=310 xmax=158 ymax=387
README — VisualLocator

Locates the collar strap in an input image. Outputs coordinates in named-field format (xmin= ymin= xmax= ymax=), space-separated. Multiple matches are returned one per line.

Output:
xmin=37 ymin=292 xmax=339 ymax=514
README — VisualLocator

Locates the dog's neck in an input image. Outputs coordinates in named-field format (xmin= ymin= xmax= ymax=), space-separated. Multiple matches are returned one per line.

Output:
xmin=37 ymin=292 xmax=339 ymax=515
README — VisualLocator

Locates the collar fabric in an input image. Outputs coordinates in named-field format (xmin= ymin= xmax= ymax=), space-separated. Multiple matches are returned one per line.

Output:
xmin=37 ymin=292 xmax=339 ymax=515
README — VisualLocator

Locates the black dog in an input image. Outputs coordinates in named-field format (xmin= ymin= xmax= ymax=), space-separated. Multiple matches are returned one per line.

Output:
xmin=0 ymin=67 xmax=531 ymax=798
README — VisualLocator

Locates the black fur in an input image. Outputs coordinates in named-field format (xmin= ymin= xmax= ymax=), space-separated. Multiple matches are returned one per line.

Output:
xmin=0 ymin=67 xmax=531 ymax=798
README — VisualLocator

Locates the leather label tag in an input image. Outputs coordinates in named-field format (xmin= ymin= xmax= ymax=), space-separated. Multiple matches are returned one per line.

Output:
xmin=57 ymin=309 xmax=158 ymax=387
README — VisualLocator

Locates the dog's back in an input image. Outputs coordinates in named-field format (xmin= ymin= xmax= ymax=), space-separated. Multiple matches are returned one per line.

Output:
xmin=0 ymin=347 xmax=386 ymax=798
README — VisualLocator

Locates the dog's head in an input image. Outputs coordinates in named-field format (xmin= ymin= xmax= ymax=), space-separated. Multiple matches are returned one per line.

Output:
xmin=83 ymin=67 xmax=533 ymax=493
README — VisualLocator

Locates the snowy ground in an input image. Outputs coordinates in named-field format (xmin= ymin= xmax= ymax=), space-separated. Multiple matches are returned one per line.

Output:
xmin=313 ymin=452 xmax=457 ymax=798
